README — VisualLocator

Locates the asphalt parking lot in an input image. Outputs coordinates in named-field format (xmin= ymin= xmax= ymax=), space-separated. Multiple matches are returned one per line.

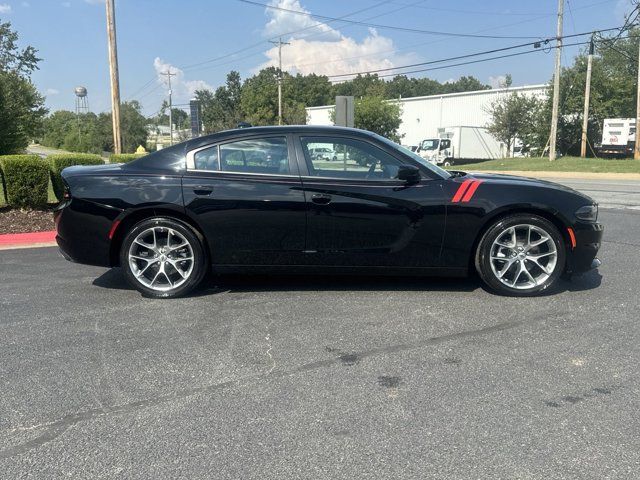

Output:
xmin=1 ymin=181 xmax=639 ymax=478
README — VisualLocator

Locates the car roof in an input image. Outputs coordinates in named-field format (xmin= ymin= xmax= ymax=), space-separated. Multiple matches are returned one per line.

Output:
xmin=186 ymin=125 xmax=375 ymax=151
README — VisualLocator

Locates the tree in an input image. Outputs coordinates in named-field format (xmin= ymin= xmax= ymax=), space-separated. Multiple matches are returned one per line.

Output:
xmin=331 ymin=96 xmax=402 ymax=141
xmin=0 ymin=20 xmax=41 ymax=75
xmin=487 ymin=92 xmax=543 ymax=157
xmin=0 ymin=21 xmax=46 ymax=154
xmin=240 ymin=67 xmax=306 ymax=126
xmin=41 ymin=101 xmax=147 ymax=154
xmin=151 ymin=100 xmax=189 ymax=130
xmin=332 ymin=73 xmax=386 ymax=98
xmin=355 ymin=96 xmax=402 ymax=142
xmin=106 ymin=101 xmax=148 ymax=153
xmin=196 ymin=70 xmax=244 ymax=133
xmin=532 ymin=29 xmax=640 ymax=156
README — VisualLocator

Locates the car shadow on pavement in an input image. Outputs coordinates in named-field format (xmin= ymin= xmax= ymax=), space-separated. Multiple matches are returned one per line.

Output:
xmin=92 ymin=267 xmax=603 ymax=296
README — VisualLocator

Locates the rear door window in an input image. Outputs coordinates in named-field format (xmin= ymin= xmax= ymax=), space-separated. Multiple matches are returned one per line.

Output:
xmin=220 ymin=137 xmax=290 ymax=175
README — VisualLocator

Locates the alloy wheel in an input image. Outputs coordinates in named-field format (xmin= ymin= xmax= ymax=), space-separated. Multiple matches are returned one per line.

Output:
xmin=127 ymin=226 xmax=194 ymax=292
xmin=489 ymin=224 xmax=558 ymax=290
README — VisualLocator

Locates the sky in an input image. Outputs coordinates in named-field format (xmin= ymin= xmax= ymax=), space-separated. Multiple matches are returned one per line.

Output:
xmin=0 ymin=0 xmax=636 ymax=116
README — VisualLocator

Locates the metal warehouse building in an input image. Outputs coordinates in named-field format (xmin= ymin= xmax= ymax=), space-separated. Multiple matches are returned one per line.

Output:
xmin=306 ymin=84 xmax=548 ymax=146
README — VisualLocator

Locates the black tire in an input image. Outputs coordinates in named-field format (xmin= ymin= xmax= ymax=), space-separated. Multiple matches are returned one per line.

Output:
xmin=120 ymin=217 xmax=207 ymax=298
xmin=475 ymin=214 xmax=566 ymax=296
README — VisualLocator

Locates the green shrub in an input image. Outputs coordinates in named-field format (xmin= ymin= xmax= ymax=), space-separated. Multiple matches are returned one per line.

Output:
xmin=48 ymin=153 xmax=104 ymax=201
xmin=109 ymin=153 xmax=145 ymax=164
xmin=0 ymin=155 xmax=50 ymax=208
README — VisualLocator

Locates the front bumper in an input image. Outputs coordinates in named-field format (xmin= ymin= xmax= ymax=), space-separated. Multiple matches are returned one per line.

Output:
xmin=566 ymin=222 xmax=604 ymax=274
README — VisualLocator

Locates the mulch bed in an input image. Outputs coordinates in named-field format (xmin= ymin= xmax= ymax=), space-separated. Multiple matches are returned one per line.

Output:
xmin=0 ymin=207 xmax=56 ymax=235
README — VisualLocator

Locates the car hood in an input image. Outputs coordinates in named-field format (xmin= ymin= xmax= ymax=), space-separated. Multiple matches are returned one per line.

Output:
xmin=465 ymin=171 xmax=595 ymax=203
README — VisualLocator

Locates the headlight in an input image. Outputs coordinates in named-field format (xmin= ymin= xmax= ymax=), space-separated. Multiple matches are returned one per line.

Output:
xmin=575 ymin=204 xmax=598 ymax=222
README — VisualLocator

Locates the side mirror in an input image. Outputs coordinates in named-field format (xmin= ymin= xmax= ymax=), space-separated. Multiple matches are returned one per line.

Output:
xmin=397 ymin=165 xmax=421 ymax=183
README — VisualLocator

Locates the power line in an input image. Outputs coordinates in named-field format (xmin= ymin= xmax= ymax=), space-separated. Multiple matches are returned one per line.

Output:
xmin=237 ymin=0 xmax=544 ymax=39
xmin=326 ymin=26 xmax=627 ymax=79
xmin=124 ymin=0 xmax=396 ymax=97
xmin=343 ymin=39 xmax=594 ymax=81
xmin=181 ymin=0 xmax=431 ymax=74
xmin=385 ymin=0 xmax=617 ymax=16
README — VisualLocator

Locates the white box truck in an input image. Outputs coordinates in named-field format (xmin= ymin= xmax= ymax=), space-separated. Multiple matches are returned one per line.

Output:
xmin=595 ymin=118 xmax=636 ymax=158
xmin=417 ymin=126 xmax=505 ymax=166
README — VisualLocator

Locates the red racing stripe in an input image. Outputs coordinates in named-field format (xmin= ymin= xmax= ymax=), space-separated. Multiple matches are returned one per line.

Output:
xmin=461 ymin=180 xmax=484 ymax=203
xmin=451 ymin=179 xmax=474 ymax=203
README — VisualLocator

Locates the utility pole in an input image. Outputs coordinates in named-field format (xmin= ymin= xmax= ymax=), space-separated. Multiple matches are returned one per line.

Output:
xmin=635 ymin=39 xmax=640 ymax=159
xmin=269 ymin=37 xmax=290 ymax=125
xmin=105 ymin=0 xmax=122 ymax=154
xmin=581 ymin=36 xmax=594 ymax=158
xmin=161 ymin=70 xmax=177 ymax=145
xmin=549 ymin=0 xmax=564 ymax=161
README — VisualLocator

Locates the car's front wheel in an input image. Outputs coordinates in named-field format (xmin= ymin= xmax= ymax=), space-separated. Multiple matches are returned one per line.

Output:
xmin=120 ymin=217 xmax=207 ymax=298
xmin=475 ymin=214 xmax=566 ymax=296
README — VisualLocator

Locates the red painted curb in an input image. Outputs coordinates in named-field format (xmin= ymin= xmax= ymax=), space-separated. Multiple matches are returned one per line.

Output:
xmin=0 ymin=230 xmax=57 ymax=246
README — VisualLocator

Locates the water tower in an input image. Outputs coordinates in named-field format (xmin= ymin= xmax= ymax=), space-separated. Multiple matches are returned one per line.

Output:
xmin=74 ymin=86 xmax=89 ymax=115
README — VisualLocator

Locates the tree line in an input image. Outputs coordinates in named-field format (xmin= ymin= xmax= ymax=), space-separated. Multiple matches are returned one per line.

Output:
xmin=3 ymin=17 xmax=640 ymax=157
xmin=193 ymin=68 xmax=488 ymax=135
xmin=488 ymin=29 xmax=640 ymax=157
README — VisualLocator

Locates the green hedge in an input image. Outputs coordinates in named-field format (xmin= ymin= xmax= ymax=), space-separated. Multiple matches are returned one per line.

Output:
xmin=109 ymin=153 xmax=145 ymax=163
xmin=0 ymin=155 xmax=50 ymax=208
xmin=48 ymin=153 xmax=104 ymax=201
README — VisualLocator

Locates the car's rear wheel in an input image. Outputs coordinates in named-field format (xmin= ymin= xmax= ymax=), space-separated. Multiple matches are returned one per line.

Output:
xmin=475 ymin=214 xmax=566 ymax=296
xmin=120 ymin=217 xmax=207 ymax=298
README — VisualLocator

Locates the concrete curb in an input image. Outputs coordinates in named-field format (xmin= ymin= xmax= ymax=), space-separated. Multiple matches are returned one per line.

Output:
xmin=0 ymin=231 xmax=57 ymax=250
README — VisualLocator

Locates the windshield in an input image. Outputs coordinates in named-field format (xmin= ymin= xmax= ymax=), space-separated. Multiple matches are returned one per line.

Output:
xmin=372 ymin=134 xmax=452 ymax=179
xmin=421 ymin=139 xmax=439 ymax=150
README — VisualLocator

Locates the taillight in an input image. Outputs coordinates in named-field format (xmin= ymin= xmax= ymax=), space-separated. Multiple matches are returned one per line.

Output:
xmin=62 ymin=183 xmax=71 ymax=200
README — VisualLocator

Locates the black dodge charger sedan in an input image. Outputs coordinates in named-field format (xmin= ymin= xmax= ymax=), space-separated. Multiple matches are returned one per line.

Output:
xmin=55 ymin=126 xmax=603 ymax=298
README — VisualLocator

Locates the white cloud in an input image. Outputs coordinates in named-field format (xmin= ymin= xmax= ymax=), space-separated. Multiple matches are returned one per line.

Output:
xmin=256 ymin=0 xmax=417 ymax=78
xmin=263 ymin=0 xmax=339 ymax=42
xmin=489 ymin=75 xmax=507 ymax=89
xmin=46 ymin=88 xmax=60 ymax=95
xmin=152 ymin=57 xmax=213 ymax=104
xmin=61 ymin=1 xmax=71 ymax=7
xmin=0 ymin=3 xmax=12 ymax=13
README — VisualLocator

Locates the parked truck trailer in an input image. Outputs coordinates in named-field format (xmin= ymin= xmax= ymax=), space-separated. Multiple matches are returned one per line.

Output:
xmin=416 ymin=126 xmax=505 ymax=166
xmin=595 ymin=118 xmax=636 ymax=158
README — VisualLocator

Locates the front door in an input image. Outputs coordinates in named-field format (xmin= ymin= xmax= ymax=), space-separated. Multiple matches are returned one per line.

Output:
xmin=182 ymin=134 xmax=306 ymax=266
xmin=295 ymin=135 xmax=446 ymax=268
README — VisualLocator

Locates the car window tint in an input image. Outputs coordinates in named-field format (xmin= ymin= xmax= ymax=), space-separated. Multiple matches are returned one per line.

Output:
xmin=194 ymin=146 xmax=219 ymax=171
xmin=219 ymin=137 xmax=290 ymax=175
xmin=301 ymin=137 xmax=403 ymax=180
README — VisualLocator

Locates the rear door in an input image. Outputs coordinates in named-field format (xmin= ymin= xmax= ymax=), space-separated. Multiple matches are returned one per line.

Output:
xmin=295 ymin=134 xmax=447 ymax=268
xmin=182 ymin=134 xmax=307 ymax=266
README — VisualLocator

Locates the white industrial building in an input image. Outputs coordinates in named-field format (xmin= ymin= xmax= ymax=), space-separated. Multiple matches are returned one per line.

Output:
xmin=306 ymin=84 xmax=548 ymax=146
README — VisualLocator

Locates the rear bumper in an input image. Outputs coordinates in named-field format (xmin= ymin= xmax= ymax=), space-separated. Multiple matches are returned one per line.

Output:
xmin=566 ymin=222 xmax=604 ymax=274
xmin=54 ymin=199 xmax=116 ymax=267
